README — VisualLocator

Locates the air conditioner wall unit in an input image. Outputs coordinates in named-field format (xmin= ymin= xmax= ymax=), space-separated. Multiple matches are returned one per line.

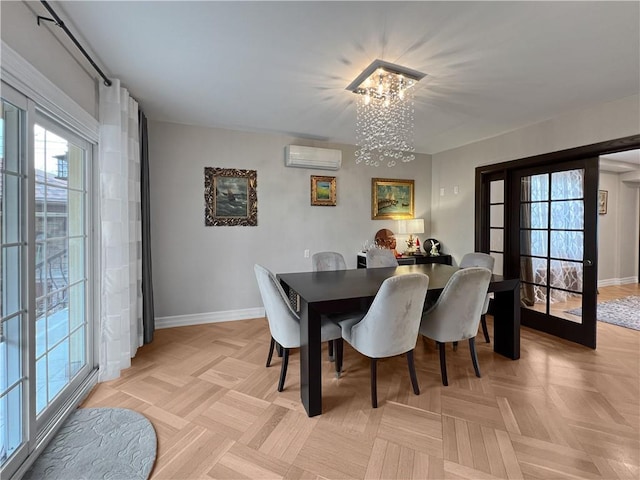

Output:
xmin=284 ymin=145 xmax=342 ymax=170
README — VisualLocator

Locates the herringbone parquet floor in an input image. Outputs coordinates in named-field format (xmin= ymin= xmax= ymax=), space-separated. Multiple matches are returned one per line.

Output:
xmin=82 ymin=285 xmax=640 ymax=479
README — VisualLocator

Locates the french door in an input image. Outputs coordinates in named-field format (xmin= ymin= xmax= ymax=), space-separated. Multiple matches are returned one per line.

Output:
xmin=511 ymin=159 xmax=599 ymax=347
xmin=1 ymin=83 xmax=95 ymax=479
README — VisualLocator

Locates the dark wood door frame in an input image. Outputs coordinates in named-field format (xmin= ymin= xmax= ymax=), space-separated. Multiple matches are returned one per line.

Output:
xmin=475 ymin=134 xmax=640 ymax=346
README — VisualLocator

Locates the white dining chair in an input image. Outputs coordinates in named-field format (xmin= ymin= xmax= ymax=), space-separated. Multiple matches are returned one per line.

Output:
xmin=366 ymin=249 xmax=399 ymax=268
xmin=459 ymin=252 xmax=495 ymax=343
xmin=335 ymin=273 xmax=429 ymax=407
xmin=419 ymin=267 xmax=492 ymax=386
xmin=312 ymin=251 xmax=347 ymax=271
xmin=254 ymin=264 xmax=343 ymax=391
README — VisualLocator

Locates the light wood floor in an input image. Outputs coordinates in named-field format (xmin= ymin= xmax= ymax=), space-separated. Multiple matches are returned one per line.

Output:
xmin=81 ymin=285 xmax=640 ymax=479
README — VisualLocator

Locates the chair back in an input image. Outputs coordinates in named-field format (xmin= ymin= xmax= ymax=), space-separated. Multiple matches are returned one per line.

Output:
xmin=348 ymin=273 xmax=429 ymax=358
xmin=312 ymin=251 xmax=347 ymax=271
xmin=459 ymin=252 xmax=495 ymax=314
xmin=254 ymin=264 xmax=300 ymax=348
xmin=460 ymin=252 xmax=495 ymax=271
xmin=420 ymin=267 xmax=492 ymax=342
xmin=366 ymin=249 xmax=399 ymax=268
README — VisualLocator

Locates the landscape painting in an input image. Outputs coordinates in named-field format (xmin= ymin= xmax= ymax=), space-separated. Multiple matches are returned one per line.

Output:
xmin=371 ymin=178 xmax=414 ymax=220
xmin=311 ymin=175 xmax=336 ymax=206
xmin=204 ymin=167 xmax=257 ymax=226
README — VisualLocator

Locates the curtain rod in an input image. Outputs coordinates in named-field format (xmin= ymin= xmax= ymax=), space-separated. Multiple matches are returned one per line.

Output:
xmin=37 ymin=0 xmax=112 ymax=86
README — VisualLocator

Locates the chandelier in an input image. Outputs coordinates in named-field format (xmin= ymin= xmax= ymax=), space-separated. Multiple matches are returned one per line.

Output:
xmin=347 ymin=60 xmax=426 ymax=167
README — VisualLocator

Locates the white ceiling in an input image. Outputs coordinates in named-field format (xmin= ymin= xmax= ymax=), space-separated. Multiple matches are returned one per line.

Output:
xmin=52 ymin=1 xmax=640 ymax=155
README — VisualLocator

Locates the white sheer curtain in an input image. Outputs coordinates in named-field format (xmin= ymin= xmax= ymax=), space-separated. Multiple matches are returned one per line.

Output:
xmin=98 ymin=79 xmax=143 ymax=381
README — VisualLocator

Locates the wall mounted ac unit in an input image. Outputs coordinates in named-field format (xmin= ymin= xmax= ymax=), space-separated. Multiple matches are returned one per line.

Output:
xmin=284 ymin=145 xmax=342 ymax=170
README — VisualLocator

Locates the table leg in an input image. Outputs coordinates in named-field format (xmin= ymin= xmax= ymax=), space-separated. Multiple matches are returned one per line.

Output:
xmin=492 ymin=286 xmax=520 ymax=360
xmin=299 ymin=299 xmax=323 ymax=417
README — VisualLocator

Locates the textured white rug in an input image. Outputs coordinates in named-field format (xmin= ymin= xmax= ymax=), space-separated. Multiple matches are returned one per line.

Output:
xmin=567 ymin=295 xmax=640 ymax=331
xmin=23 ymin=408 xmax=157 ymax=480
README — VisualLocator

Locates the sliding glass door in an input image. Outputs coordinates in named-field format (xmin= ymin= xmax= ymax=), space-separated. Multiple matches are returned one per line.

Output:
xmin=1 ymin=83 xmax=95 ymax=479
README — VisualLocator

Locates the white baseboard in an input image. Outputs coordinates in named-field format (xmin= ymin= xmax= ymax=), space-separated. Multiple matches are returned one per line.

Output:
xmin=598 ymin=276 xmax=638 ymax=288
xmin=156 ymin=307 xmax=265 ymax=329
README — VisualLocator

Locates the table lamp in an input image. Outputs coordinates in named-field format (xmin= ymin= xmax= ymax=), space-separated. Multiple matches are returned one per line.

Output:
xmin=397 ymin=218 xmax=425 ymax=254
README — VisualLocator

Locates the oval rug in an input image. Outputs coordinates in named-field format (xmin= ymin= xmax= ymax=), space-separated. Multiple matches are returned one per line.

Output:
xmin=23 ymin=407 xmax=157 ymax=480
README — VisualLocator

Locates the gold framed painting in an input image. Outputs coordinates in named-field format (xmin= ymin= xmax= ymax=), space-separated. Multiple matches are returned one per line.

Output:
xmin=311 ymin=175 xmax=336 ymax=206
xmin=204 ymin=167 xmax=257 ymax=226
xmin=371 ymin=177 xmax=414 ymax=220
xmin=598 ymin=189 xmax=608 ymax=215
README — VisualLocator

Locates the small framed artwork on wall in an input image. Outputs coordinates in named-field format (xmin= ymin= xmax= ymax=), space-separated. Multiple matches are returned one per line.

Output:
xmin=598 ymin=190 xmax=608 ymax=215
xmin=311 ymin=175 xmax=336 ymax=206
xmin=371 ymin=177 xmax=414 ymax=220
xmin=204 ymin=167 xmax=257 ymax=226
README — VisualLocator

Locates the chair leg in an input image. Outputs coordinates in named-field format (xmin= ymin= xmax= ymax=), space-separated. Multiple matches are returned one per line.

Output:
xmin=437 ymin=341 xmax=448 ymax=386
xmin=277 ymin=348 xmax=289 ymax=392
xmin=453 ymin=341 xmax=458 ymax=351
xmin=335 ymin=339 xmax=343 ymax=376
xmin=469 ymin=338 xmax=481 ymax=378
xmin=276 ymin=342 xmax=283 ymax=357
xmin=266 ymin=337 xmax=275 ymax=367
xmin=481 ymin=314 xmax=490 ymax=343
xmin=370 ymin=358 xmax=378 ymax=408
xmin=328 ymin=340 xmax=334 ymax=361
xmin=406 ymin=349 xmax=420 ymax=395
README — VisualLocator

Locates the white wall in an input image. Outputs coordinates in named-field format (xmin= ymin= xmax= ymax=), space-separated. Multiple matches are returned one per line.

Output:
xmin=598 ymin=171 xmax=640 ymax=284
xmin=1 ymin=0 xmax=97 ymax=117
xmin=148 ymin=121 xmax=432 ymax=320
xmin=431 ymin=95 xmax=640 ymax=266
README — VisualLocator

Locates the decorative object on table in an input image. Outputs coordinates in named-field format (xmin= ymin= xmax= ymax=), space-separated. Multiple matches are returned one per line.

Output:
xmin=374 ymin=228 xmax=400 ymax=257
xmin=310 ymin=175 xmax=336 ymax=206
xmin=598 ymin=190 xmax=608 ymax=214
xmin=371 ymin=178 xmax=414 ymax=220
xmin=425 ymin=238 xmax=441 ymax=256
xmin=23 ymin=408 xmax=157 ymax=480
xmin=204 ymin=167 xmax=257 ymax=226
xmin=397 ymin=218 xmax=425 ymax=254
xmin=346 ymin=59 xmax=426 ymax=168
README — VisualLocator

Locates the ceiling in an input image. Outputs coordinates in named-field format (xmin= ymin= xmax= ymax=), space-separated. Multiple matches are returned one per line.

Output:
xmin=51 ymin=1 xmax=640 ymax=155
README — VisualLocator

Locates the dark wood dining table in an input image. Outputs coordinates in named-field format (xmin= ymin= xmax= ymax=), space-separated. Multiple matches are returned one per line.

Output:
xmin=278 ymin=263 xmax=520 ymax=417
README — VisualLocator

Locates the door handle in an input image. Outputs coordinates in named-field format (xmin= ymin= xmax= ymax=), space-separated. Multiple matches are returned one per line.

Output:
xmin=584 ymin=259 xmax=593 ymax=266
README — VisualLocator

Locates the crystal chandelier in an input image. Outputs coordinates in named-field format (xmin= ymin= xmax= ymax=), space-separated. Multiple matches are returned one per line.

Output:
xmin=347 ymin=60 xmax=426 ymax=167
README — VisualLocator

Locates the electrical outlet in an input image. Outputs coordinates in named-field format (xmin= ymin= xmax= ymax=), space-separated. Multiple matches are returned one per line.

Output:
xmin=453 ymin=185 xmax=459 ymax=195
xmin=440 ymin=188 xmax=445 ymax=197
xmin=304 ymin=249 xmax=310 ymax=258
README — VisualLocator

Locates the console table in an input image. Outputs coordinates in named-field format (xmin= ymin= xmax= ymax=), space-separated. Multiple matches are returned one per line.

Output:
xmin=357 ymin=252 xmax=452 ymax=268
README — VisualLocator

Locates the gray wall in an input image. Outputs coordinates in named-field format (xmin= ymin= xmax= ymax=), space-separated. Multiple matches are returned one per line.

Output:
xmin=148 ymin=121 xmax=432 ymax=318
xmin=598 ymin=171 xmax=640 ymax=283
xmin=431 ymin=95 xmax=640 ymax=269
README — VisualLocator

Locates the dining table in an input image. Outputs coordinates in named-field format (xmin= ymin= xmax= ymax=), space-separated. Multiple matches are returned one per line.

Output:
xmin=277 ymin=263 xmax=520 ymax=417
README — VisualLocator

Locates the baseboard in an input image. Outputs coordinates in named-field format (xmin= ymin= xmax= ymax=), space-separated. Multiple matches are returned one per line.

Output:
xmin=598 ymin=276 xmax=638 ymax=288
xmin=156 ymin=307 xmax=265 ymax=329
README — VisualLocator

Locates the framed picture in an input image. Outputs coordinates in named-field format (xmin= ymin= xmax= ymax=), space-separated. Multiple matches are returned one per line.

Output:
xmin=311 ymin=175 xmax=336 ymax=206
xmin=204 ymin=167 xmax=257 ymax=226
xmin=371 ymin=178 xmax=414 ymax=220
xmin=598 ymin=189 xmax=608 ymax=215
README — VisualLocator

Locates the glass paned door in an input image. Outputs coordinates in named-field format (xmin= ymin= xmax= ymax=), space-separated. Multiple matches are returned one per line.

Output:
xmin=33 ymin=122 xmax=90 ymax=424
xmin=1 ymin=97 xmax=26 ymax=468
xmin=514 ymin=159 xmax=598 ymax=348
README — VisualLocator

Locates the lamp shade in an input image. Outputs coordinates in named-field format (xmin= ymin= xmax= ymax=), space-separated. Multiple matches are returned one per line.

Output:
xmin=397 ymin=218 xmax=424 ymax=235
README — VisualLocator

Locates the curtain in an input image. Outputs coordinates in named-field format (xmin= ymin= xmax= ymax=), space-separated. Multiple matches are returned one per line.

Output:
xmin=140 ymin=110 xmax=155 ymax=344
xmin=520 ymin=177 xmax=536 ymax=306
xmin=98 ymin=79 xmax=143 ymax=381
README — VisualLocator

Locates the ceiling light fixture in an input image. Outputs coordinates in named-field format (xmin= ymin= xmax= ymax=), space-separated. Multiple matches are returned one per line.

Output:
xmin=347 ymin=60 xmax=426 ymax=167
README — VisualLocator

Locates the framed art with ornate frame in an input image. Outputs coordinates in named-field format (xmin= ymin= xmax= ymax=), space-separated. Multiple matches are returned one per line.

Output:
xmin=598 ymin=189 xmax=608 ymax=215
xmin=371 ymin=177 xmax=414 ymax=220
xmin=204 ymin=167 xmax=257 ymax=226
xmin=311 ymin=175 xmax=336 ymax=206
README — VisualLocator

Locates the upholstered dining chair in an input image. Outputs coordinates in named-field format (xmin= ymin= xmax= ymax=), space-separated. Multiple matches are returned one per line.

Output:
xmin=312 ymin=251 xmax=347 ymax=271
xmin=419 ymin=267 xmax=492 ymax=386
xmin=459 ymin=252 xmax=495 ymax=343
xmin=366 ymin=248 xmax=399 ymax=268
xmin=335 ymin=273 xmax=430 ymax=408
xmin=254 ymin=264 xmax=343 ymax=391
